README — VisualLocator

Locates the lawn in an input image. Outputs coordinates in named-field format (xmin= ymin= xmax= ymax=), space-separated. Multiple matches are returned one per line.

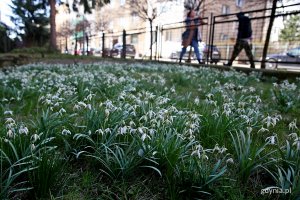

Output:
xmin=1 ymin=61 xmax=299 ymax=199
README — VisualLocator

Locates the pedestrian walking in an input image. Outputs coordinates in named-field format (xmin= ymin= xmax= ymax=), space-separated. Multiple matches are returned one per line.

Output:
xmin=224 ymin=12 xmax=255 ymax=68
xmin=179 ymin=10 xmax=203 ymax=64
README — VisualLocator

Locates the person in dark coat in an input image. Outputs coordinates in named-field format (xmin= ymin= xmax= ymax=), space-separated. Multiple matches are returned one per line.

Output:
xmin=224 ymin=12 xmax=255 ymax=68
xmin=179 ymin=10 xmax=203 ymax=64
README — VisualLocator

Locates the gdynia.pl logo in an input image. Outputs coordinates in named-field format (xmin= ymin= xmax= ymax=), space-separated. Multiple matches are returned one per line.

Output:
xmin=261 ymin=187 xmax=292 ymax=195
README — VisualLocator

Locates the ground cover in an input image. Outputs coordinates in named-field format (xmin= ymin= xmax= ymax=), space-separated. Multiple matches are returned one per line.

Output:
xmin=0 ymin=61 xmax=300 ymax=199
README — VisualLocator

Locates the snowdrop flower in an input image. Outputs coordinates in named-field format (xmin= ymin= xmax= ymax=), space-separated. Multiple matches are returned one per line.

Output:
xmin=7 ymin=129 xmax=14 ymax=138
xmin=141 ymin=133 xmax=150 ymax=141
xmin=30 ymin=144 xmax=36 ymax=151
xmin=138 ymin=149 xmax=144 ymax=157
xmin=5 ymin=118 xmax=15 ymax=124
xmin=78 ymin=101 xmax=87 ymax=108
xmin=95 ymin=129 xmax=104 ymax=135
xmin=247 ymin=127 xmax=253 ymax=135
xmin=226 ymin=158 xmax=234 ymax=164
xmin=293 ymin=138 xmax=300 ymax=151
xmin=62 ymin=129 xmax=71 ymax=135
xmin=59 ymin=108 xmax=66 ymax=115
xmin=119 ymin=126 xmax=127 ymax=135
xmin=19 ymin=126 xmax=29 ymax=135
xmin=31 ymin=134 xmax=40 ymax=142
xmin=258 ymin=127 xmax=269 ymax=133
xmin=266 ymin=134 xmax=277 ymax=145
xmin=288 ymin=119 xmax=298 ymax=131
xmin=288 ymin=132 xmax=298 ymax=140
xmin=4 ymin=110 xmax=13 ymax=115
xmin=105 ymin=109 xmax=110 ymax=117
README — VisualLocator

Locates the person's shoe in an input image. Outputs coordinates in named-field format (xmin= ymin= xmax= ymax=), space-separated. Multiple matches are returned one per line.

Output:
xmin=198 ymin=59 xmax=205 ymax=64
xmin=223 ymin=62 xmax=232 ymax=67
xmin=250 ymin=64 xmax=255 ymax=69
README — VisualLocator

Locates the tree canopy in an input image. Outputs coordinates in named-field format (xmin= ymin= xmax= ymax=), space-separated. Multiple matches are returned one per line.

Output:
xmin=10 ymin=0 xmax=50 ymax=47
xmin=279 ymin=15 xmax=300 ymax=43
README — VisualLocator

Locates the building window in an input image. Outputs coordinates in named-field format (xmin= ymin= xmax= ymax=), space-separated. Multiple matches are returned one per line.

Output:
xmin=120 ymin=0 xmax=126 ymax=6
xmin=220 ymin=34 xmax=228 ymax=40
xmin=236 ymin=0 xmax=244 ymax=7
xmin=222 ymin=5 xmax=230 ymax=14
xmin=165 ymin=30 xmax=172 ymax=41
xmin=131 ymin=34 xmax=138 ymax=44
xmin=131 ymin=12 xmax=138 ymax=22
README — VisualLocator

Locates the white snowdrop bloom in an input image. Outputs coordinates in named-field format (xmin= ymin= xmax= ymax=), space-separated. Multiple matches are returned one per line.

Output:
xmin=5 ymin=118 xmax=15 ymax=124
xmin=170 ymin=86 xmax=175 ymax=93
xmin=288 ymin=119 xmax=298 ymax=130
xmin=263 ymin=116 xmax=273 ymax=128
xmin=30 ymin=144 xmax=36 ymax=151
xmin=95 ymin=129 xmax=104 ymax=135
xmin=85 ymin=93 xmax=94 ymax=101
xmin=191 ymin=144 xmax=203 ymax=159
xmin=288 ymin=132 xmax=298 ymax=140
xmin=141 ymin=133 xmax=150 ymax=141
xmin=4 ymin=110 xmax=13 ymax=115
xmin=59 ymin=108 xmax=66 ymax=115
xmin=258 ymin=127 xmax=269 ymax=133
xmin=149 ymin=129 xmax=155 ymax=136
xmin=105 ymin=109 xmax=110 ymax=117
xmin=31 ymin=134 xmax=40 ymax=142
xmin=249 ymin=87 xmax=256 ymax=92
xmin=62 ymin=129 xmax=71 ymax=135
xmin=7 ymin=129 xmax=14 ymax=138
xmin=266 ymin=134 xmax=277 ymax=145
xmin=293 ymin=138 xmax=300 ymax=151
xmin=105 ymin=128 xmax=111 ymax=134
xmin=73 ymin=104 xmax=80 ymax=110
xmin=273 ymin=83 xmax=278 ymax=88
xmin=87 ymin=104 xmax=92 ymax=110
xmin=138 ymin=149 xmax=144 ymax=157
xmin=119 ymin=126 xmax=127 ymax=135
xmin=18 ymin=126 xmax=29 ymax=135
xmin=206 ymin=93 xmax=213 ymax=99
xmin=247 ymin=127 xmax=253 ymax=134
xmin=78 ymin=101 xmax=87 ymax=108
xmin=226 ymin=158 xmax=234 ymax=164
xmin=129 ymin=121 xmax=136 ymax=127
xmin=54 ymin=102 xmax=60 ymax=107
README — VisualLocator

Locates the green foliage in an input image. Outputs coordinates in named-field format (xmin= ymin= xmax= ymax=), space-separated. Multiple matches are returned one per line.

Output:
xmin=279 ymin=15 xmax=300 ymax=43
xmin=10 ymin=0 xmax=49 ymax=47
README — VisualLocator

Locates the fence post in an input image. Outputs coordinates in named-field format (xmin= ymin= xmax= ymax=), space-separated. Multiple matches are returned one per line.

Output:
xmin=122 ymin=29 xmax=126 ymax=59
xmin=207 ymin=13 xmax=214 ymax=64
xmin=155 ymin=25 xmax=158 ymax=60
xmin=210 ymin=15 xmax=216 ymax=64
xmin=102 ymin=32 xmax=105 ymax=57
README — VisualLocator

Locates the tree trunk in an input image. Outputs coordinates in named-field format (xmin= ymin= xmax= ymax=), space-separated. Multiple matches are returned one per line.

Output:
xmin=49 ymin=0 xmax=57 ymax=51
xmin=261 ymin=0 xmax=278 ymax=69
xmin=150 ymin=19 xmax=153 ymax=60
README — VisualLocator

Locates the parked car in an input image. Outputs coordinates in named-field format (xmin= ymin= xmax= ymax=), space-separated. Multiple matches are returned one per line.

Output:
xmin=110 ymin=43 xmax=136 ymax=59
xmin=266 ymin=46 xmax=300 ymax=68
xmin=170 ymin=43 xmax=221 ymax=64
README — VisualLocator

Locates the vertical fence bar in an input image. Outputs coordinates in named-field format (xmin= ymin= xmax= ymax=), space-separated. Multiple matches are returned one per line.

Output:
xmin=122 ymin=29 xmax=126 ymax=59
xmin=102 ymin=32 xmax=105 ymax=57
xmin=207 ymin=13 xmax=213 ymax=64
xmin=210 ymin=16 xmax=216 ymax=64
xmin=155 ymin=26 xmax=158 ymax=61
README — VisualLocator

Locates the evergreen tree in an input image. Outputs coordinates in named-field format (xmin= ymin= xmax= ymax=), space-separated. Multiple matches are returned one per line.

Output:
xmin=10 ymin=0 xmax=50 ymax=47
xmin=279 ymin=15 xmax=300 ymax=44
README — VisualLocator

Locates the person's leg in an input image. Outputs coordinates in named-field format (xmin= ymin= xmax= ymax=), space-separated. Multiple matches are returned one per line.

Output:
xmin=179 ymin=46 xmax=187 ymax=63
xmin=191 ymin=40 xmax=202 ymax=63
xmin=244 ymin=42 xmax=255 ymax=68
xmin=226 ymin=40 xmax=243 ymax=66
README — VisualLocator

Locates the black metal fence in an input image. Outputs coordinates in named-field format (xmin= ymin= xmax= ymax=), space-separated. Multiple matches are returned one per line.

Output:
xmin=68 ymin=2 xmax=300 ymax=69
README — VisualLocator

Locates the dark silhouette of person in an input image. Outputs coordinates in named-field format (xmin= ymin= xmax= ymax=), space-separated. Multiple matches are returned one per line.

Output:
xmin=224 ymin=12 xmax=255 ymax=68
xmin=179 ymin=10 xmax=203 ymax=64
